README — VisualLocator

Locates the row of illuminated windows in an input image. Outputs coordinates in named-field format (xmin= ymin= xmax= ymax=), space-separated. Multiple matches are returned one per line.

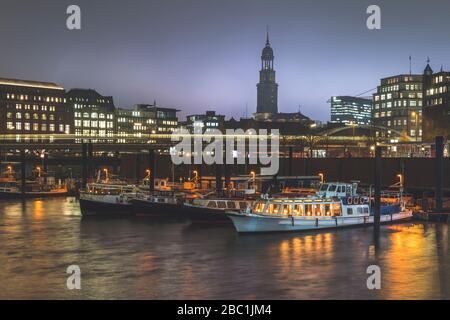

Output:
xmin=6 ymin=122 xmax=69 ymax=132
xmin=158 ymin=127 xmax=176 ymax=132
xmin=375 ymin=92 xmax=422 ymax=101
xmin=374 ymin=100 xmax=422 ymax=109
xmin=74 ymin=120 xmax=114 ymax=129
xmin=379 ymin=85 xmax=399 ymax=93
xmin=253 ymin=202 xmax=343 ymax=216
xmin=429 ymin=98 xmax=444 ymax=105
xmin=14 ymin=104 xmax=56 ymax=111
xmin=6 ymin=93 xmax=65 ymax=103
xmin=75 ymin=129 xmax=114 ymax=136
xmin=117 ymin=117 xmax=156 ymax=124
xmin=74 ymin=112 xmax=114 ymax=119
xmin=432 ymin=75 xmax=450 ymax=84
xmin=426 ymin=86 xmax=448 ymax=96
xmin=7 ymin=112 xmax=55 ymax=121
xmin=161 ymin=120 xmax=177 ymax=126
xmin=71 ymin=98 xmax=110 ymax=104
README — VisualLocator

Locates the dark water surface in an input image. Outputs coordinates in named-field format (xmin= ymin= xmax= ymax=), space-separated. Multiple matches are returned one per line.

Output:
xmin=0 ymin=197 xmax=449 ymax=299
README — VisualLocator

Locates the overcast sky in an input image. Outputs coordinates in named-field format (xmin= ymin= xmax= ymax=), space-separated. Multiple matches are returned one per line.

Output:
xmin=1 ymin=0 xmax=450 ymax=121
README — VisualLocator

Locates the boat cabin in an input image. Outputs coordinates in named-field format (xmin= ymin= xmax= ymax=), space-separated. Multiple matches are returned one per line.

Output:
xmin=250 ymin=197 xmax=370 ymax=218
xmin=191 ymin=198 xmax=252 ymax=211
xmin=86 ymin=183 xmax=137 ymax=195
xmin=316 ymin=182 xmax=358 ymax=198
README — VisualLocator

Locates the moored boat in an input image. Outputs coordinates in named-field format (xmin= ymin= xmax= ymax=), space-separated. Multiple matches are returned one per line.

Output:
xmin=0 ymin=169 xmax=68 ymax=198
xmin=79 ymin=170 xmax=139 ymax=217
xmin=227 ymin=182 xmax=413 ymax=233
xmin=130 ymin=191 xmax=188 ymax=218
xmin=183 ymin=197 xmax=254 ymax=224
xmin=227 ymin=195 xmax=412 ymax=233
xmin=79 ymin=183 xmax=138 ymax=216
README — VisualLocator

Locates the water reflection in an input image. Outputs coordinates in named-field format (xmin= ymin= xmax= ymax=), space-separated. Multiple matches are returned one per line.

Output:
xmin=0 ymin=198 xmax=448 ymax=299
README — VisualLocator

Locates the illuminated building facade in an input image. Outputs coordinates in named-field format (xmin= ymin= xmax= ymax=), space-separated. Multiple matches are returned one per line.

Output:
xmin=423 ymin=70 xmax=450 ymax=141
xmin=133 ymin=104 xmax=179 ymax=135
xmin=330 ymin=96 xmax=372 ymax=125
xmin=373 ymin=73 xmax=424 ymax=142
xmin=0 ymin=78 xmax=72 ymax=142
xmin=66 ymin=89 xmax=116 ymax=143
xmin=186 ymin=110 xmax=225 ymax=133
xmin=117 ymin=104 xmax=179 ymax=143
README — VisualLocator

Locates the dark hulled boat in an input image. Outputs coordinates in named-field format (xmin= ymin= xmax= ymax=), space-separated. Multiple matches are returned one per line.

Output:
xmin=183 ymin=198 xmax=254 ymax=224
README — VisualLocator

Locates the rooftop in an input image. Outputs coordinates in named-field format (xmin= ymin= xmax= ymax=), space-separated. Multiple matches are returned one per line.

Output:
xmin=0 ymin=78 xmax=64 ymax=90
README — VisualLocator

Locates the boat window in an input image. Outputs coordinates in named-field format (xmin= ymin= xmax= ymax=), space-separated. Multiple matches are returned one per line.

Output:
xmin=294 ymin=204 xmax=304 ymax=216
xmin=282 ymin=204 xmax=292 ymax=215
xmin=333 ymin=203 xmax=341 ymax=216
xmin=336 ymin=186 xmax=342 ymax=193
xmin=320 ymin=184 xmax=329 ymax=191
xmin=346 ymin=186 xmax=351 ymax=194
xmin=363 ymin=207 xmax=369 ymax=214
xmin=217 ymin=201 xmax=227 ymax=209
xmin=324 ymin=204 xmax=332 ymax=216
xmin=267 ymin=204 xmax=281 ymax=215
xmin=314 ymin=204 xmax=323 ymax=216
xmin=254 ymin=202 xmax=263 ymax=213
xmin=347 ymin=208 xmax=353 ymax=215
xmin=328 ymin=185 xmax=337 ymax=192
xmin=357 ymin=207 xmax=363 ymax=214
xmin=157 ymin=198 xmax=165 ymax=203
xmin=305 ymin=204 xmax=313 ymax=216
xmin=207 ymin=201 xmax=217 ymax=208
xmin=239 ymin=202 xmax=248 ymax=209
xmin=227 ymin=202 xmax=236 ymax=209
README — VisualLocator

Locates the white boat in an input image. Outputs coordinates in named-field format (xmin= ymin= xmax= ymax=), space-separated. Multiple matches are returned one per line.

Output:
xmin=227 ymin=182 xmax=413 ymax=233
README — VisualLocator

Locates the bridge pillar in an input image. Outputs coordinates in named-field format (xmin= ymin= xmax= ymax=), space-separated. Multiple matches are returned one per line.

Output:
xmin=435 ymin=136 xmax=444 ymax=211
xmin=374 ymin=147 xmax=382 ymax=240
xmin=87 ymin=142 xmax=94 ymax=180
xmin=21 ymin=149 xmax=26 ymax=197
xmin=288 ymin=146 xmax=293 ymax=176
xmin=135 ymin=153 xmax=141 ymax=184
xmin=148 ymin=149 xmax=155 ymax=192
xmin=81 ymin=143 xmax=88 ymax=187
xmin=215 ymin=163 xmax=223 ymax=194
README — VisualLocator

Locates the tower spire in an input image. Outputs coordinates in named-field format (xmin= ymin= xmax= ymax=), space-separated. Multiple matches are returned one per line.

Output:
xmin=266 ymin=25 xmax=270 ymax=45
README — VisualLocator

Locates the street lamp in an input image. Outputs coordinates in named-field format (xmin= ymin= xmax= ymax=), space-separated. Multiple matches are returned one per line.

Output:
xmin=318 ymin=173 xmax=324 ymax=184
xmin=103 ymin=168 xmax=109 ymax=182
xmin=6 ymin=165 xmax=12 ymax=174
xmin=192 ymin=170 xmax=198 ymax=183
xmin=36 ymin=166 xmax=41 ymax=178
xmin=397 ymin=174 xmax=403 ymax=188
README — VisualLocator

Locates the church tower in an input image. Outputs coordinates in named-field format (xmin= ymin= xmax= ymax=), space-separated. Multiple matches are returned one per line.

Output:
xmin=256 ymin=30 xmax=278 ymax=114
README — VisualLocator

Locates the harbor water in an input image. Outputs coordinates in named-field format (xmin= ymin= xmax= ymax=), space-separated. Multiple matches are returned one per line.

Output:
xmin=0 ymin=197 xmax=449 ymax=299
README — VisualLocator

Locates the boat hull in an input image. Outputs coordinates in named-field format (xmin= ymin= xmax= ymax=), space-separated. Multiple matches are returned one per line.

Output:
xmin=228 ymin=210 xmax=413 ymax=233
xmin=183 ymin=204 xmax=232 ymax=224
xmin=79 ymin=198 xmax=133 ymax=217
xmin=131 ymin=198 xmax=187 ymax=218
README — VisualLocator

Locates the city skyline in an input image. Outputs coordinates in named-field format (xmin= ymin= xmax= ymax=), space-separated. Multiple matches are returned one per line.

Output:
xmin=1 ymin=0 xmax=450 ymax=121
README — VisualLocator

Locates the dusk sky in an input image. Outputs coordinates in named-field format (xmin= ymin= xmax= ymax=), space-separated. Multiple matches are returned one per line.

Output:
xmin=1 ymin=0 xmax=450 ymax=121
